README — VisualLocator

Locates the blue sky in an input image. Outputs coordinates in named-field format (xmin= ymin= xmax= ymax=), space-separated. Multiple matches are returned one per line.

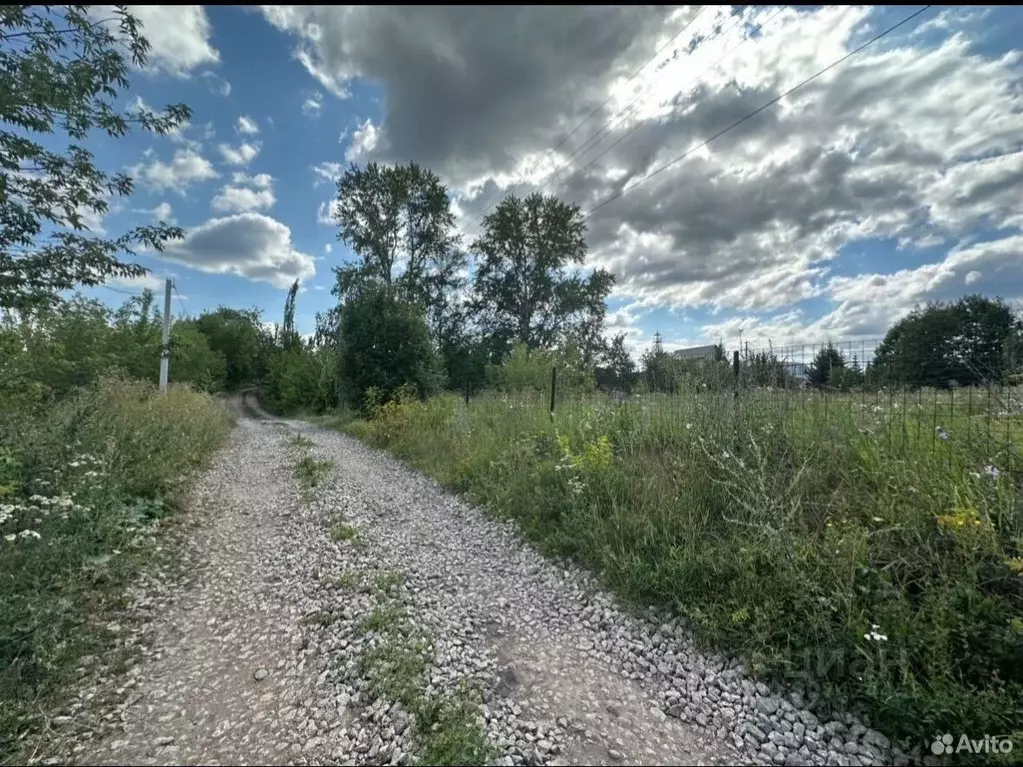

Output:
xmin=76 ymin=5 xmax=1023 ymax=357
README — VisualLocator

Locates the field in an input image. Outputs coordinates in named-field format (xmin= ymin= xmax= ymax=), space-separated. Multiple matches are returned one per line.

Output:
xmin=327 ymin=382 xmax=1023 ymax=747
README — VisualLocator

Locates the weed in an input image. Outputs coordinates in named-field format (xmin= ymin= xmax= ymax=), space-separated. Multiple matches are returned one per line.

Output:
xmin=351 ymin=600 xmax=494 ymax=766
xmin=329 ymin=522 xmax=359 ymax=542
xmin=336 ymin=571 xmax=360 ymax=589
xmin=288 ymin=433 xmax=315 ymax=449
xmin=294 ymin=455 xmax=334 ymax=490
xmin=374 ymin=570 xmax=403 ymax=594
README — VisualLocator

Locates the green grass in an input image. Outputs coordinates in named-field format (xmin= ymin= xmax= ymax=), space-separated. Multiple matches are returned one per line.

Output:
xmin=292 ymin=454 xmax=334 ymax=491
xmin=329 ymin=521 xmax=360 ymax=542
xmin=0 ymin=374 xmax=233 ymax=760
xmin=350 ymin=592 xmax=494 ymax=766
xmin=333 ymin=384 xmax=1023 ymax=753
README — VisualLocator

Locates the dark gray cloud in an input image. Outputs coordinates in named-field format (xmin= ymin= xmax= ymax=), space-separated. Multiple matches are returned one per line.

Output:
xmin=263 ymin=4 xmax=1023 ymax=339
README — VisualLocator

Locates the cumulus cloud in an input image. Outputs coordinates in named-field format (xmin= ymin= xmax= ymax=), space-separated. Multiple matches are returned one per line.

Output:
xmin=263 ymin=6 xmax=1023 ymax=344
xmin=211 ymin=172 xmax=276 ymax=213
xmin=120 ymin=6 xmax=219 ymax=76
xmin=218 ymin=142 xmax=262 ymax=166
xmin=131 ymin=148 xmax=219 ymax=194
xmin=236 ymin=115 xmax=260 ymax=135
xmin=317 ymin=199 xmax=341 ymax=226
xmin=160 ymin=213 xmax=316 ymax=289
xmin=344 ymin=119 xmax=382 ymax=162
xmin=153 ymin=202 xmax=174 ymax=223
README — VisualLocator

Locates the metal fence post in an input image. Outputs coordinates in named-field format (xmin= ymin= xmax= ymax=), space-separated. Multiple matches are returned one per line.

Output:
xmin=550 ymin=366 xmax=557 ymax=421
xmin=733 ymin=350 xmax=740 ymax=399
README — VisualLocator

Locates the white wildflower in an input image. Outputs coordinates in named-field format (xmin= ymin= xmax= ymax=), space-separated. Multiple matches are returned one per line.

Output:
xmin=864 ymin=624 xmax=888 ymax=642
xmin=984 ymin=464 xmax=1000 ymax=479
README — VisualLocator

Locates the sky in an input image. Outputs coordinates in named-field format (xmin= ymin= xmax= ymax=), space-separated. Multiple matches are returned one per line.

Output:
xmin=78 ymin=5 xmax=1023 ymax=359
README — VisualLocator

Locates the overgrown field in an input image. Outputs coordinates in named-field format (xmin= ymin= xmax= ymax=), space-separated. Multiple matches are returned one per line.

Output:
xmin=327 ymin=385 xmax=1023 ymax=748
xmin=0 ymin=375 xmax=233 ymax=757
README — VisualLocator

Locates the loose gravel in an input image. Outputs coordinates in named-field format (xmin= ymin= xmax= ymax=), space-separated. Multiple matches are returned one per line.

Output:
xmin=30 ymin=398 xmax=910 ymax=766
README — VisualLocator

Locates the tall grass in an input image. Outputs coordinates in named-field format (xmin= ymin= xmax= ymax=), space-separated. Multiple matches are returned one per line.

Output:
xmin=0 ymin=374 xmax=233 ymax=757
xmin=334 ymin=384 xmax=1023 ymax=748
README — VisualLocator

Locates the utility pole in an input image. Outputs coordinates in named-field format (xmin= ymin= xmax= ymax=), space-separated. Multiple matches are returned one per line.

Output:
xmin=159 ymin=278 xmax=172 ymax=393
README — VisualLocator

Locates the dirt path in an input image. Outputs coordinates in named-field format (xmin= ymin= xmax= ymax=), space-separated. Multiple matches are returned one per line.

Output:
xmin=32 ymin=401 xmax=893 ymax=767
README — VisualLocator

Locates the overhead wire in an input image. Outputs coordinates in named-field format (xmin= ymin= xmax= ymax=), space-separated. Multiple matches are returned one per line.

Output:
xmin=584 ymin=5 xmax=934 ymax=218
xmin=464 ymin=5 xmax=711 ymax=230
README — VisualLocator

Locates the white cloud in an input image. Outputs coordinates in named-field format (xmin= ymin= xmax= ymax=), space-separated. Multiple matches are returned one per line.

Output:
xmin=302 ymin=91 xmax=324 ymax=117
xmin=132 ymin=149 xmax=219 ymax=194
xmin=218 ymin=142 xmax=262 ymax=166
xmin=324 ymin=243 xmax=333 ymax=254
xmin=153 ymin=202 xmax=174 ymax=223
xmin=200 ymin=71 xmax=231 ymax=96
xmin=263 ymin=6 xmax=1023 ymax=341
xmin=108 ymin=273 xmax=169 ymax=293
xmin=211 ymin=187 xmax=275 ymax=214
xmin=236 ymin=115 xmax=260 ymax=135
xmin=160 ymin=213 xmax=316 ymax=289
xmin=129 ymin=6 xmax=220 ymax=76
xmin=211 ymin=172 xmax=276 ymax=213
xmin=312 ymin=161 xmax=344 ymax=187
xmin=344 ymin=119 xmax=381 ymax=162
xmin=317 ymin=199 xmax=341 ymax=226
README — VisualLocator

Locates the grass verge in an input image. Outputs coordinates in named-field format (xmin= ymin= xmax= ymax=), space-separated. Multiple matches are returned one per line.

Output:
xmin=327 ymin=386 xmax=1023 ymax=758
xmin=0 ymin=374 xmax=233 ymax=759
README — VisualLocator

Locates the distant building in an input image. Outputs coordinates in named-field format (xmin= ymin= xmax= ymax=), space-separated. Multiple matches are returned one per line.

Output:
xmin=671 ymin=345 xmax=720 ymax=362
xmin=783 ymin=362 xmax=810 ymax=381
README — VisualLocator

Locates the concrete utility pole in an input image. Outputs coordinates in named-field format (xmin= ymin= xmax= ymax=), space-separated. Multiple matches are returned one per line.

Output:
xmin=159 ymin=278 xmax=172 ymax=393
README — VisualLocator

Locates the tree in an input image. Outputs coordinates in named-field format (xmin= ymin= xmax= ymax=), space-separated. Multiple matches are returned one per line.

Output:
xmin=1 ymin=6 xmax=191 ymax=310
xmin=806 ymin=343 xmax=846 ymax=388
xmin=194 ymin=306 xmax=270 ymax=390
xmin=337 ymin=284 xmax=444 ymax=409
xmin=470 ymin=192 xmax=614 ymax=361
xmin=873 ymin=295 xmax=1022 ymax=388
xmin=280 ymin=279 xmax=300 ymax=351
xmin=331 ymin=162 xmax=464 ymax=317
xmin=599 ymin=333 xmax=636 ymax=391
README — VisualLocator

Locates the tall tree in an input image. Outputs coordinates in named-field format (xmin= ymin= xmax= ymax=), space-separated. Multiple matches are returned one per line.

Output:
xmin=806 ymin=342 xmax=846 ymax=387
xmin=331 ymin=161 xmax=464 ymax=320
xmin=281 ymin=279 xmax=300 ymax=351
xmin=195 ymin=306 xmax=269 ymax=389
xmin=0 ymin=6 xmax=191 ymax=310
xmin=873 ymin=295 xmax=1021 ymax=387
xmin=601 ymin=332 xmax=636 ymax=391
xmin=471 ymin=192 xmax=614 ymax=361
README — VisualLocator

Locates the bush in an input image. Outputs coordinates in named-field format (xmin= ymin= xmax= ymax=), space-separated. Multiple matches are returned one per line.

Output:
xmin=338 ymin=286 xmax=445 ymax=410
xmin=0 ymin=374 xmax=233 ymax=756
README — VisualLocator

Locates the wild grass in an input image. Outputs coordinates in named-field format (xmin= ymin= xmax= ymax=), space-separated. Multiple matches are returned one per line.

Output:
xmin=336 ymin=383 xmax=1023 ymax=749
xmin=0 ymin=374 xmax=233 ymax=758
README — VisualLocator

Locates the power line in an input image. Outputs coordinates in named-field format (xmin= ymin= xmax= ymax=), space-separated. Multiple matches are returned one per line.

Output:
xmin=465 ymin=5 xmax=710 ymax=230
xmin=546 ymin=5 xmax=785 ymax=197
xmin=535 ymin=6 xmax=756 ymax=196
xmin=585 ymin=5 xmax=934 ymax=218
xmin=546 ymin=6 xmax=708 ymax=159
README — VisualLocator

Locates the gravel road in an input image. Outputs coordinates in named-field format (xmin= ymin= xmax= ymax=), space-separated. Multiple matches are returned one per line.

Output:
xmin=31 ymin=398 xmax=901 ymax=767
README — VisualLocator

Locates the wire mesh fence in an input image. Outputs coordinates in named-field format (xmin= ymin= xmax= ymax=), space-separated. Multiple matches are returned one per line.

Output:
xmin=454 ymin=338 xmax=1023 ymax=475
